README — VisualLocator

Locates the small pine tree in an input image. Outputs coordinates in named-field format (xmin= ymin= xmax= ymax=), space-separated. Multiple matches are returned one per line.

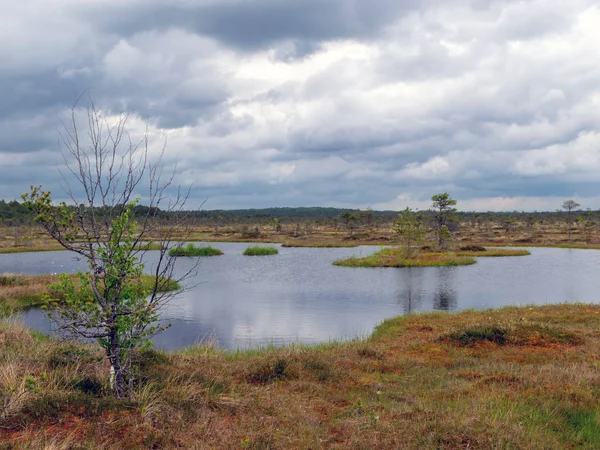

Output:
xmin=393 ymin=208 xmax=425 ymax=258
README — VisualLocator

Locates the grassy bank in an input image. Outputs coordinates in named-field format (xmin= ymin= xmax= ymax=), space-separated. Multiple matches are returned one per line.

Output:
xmin=168 ymin=243 xmax=223 ymax=257
xmin=0 ymin=246 xmax=65 ymax=254
xmin=132 ymin=242 xmax=164 ymax=251
xmin=1 ymin=304 xmax=600 ymax=448
xmin=0 ymin=273 xmax=180 ymax=313
xmin=243 ymin=245 xmax=279 ymax=256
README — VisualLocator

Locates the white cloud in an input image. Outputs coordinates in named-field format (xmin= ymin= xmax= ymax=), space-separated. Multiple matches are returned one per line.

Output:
xmin=513 ymin=132 xmax=600 ymax=177
xmin=402 ymin=156 xmax=451 ymax=179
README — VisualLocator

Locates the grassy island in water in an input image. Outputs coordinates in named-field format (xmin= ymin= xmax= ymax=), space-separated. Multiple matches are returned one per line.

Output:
xmin=334 ymin=246 xmax=530 ymax=268
xmin=243 ymin=245 xmax=279 ymax=256
xmin=168 ymin=243 xmax=224 ymax=257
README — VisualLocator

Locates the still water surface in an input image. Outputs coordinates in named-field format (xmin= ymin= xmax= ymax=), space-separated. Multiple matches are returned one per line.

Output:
xmin=1 ymin=244 xmax=599 ymax=350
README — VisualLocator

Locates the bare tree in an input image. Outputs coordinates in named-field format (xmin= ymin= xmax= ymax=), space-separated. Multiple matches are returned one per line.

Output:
xmin=23 ymin=96 xmax=196 ymax=398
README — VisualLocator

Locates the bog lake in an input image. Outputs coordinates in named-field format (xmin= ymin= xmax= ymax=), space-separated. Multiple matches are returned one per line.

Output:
xmin=2 ymin=243 xmax=600 ymax=350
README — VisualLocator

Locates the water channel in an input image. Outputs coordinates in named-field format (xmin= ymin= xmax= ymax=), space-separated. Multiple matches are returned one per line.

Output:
xmin=1 ymin=244 xmax=599 ymax=350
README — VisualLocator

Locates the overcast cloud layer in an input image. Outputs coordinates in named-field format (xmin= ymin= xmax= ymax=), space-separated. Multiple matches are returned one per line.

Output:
xmin=2 ymin=0 xmax=600 ymax=211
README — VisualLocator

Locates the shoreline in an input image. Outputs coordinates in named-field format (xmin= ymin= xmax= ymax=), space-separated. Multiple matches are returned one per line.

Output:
xmin=1 ymin=240 xmax=599 ymax=254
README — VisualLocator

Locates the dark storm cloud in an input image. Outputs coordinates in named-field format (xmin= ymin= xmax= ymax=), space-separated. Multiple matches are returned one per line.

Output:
xmin=81 ymin=0 xmax=424 ymax=52
xmin=0 ymin=72 xmax=89 ymax=119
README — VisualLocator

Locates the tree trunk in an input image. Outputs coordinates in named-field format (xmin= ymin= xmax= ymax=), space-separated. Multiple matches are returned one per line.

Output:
xmin=437 ymin=213 xmax=444 ymax=248
xmin=108 ymin=331 xmax=126 ymax=398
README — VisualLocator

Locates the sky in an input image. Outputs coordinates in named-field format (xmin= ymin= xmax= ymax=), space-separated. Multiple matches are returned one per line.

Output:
xmin=2 ymin=0 xmax=600 ymax=212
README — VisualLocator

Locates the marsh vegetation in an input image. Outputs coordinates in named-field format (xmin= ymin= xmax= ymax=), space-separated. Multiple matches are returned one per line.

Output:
xmin=243 ymin=245 xmax=279 ymax=256
xmin=168 ymin=243 xmax=223 ymax=257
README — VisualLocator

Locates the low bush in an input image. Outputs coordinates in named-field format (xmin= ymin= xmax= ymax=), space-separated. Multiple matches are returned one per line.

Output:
xmin=445 ymin=326 xmax=507 ymax=346
xmin=72 ymin=376 xmax=104 ymax=396
xmin=247 ymin=358 xmax=294 ymax=384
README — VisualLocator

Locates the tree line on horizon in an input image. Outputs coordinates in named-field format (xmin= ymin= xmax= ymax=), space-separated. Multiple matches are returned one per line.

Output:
xmin=1 ymin=197 xmax=599 ymax=228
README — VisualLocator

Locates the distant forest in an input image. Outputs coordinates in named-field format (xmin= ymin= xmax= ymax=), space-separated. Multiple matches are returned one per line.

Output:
xmin=2 ymin=199 xmax=599 ymax=228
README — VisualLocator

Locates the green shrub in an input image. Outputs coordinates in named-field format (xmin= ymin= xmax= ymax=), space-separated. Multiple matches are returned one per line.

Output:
xmin=446 ymin=327 xmax=507 ymax=346
xmin=73 ymin=376 xmax=104 ymax=396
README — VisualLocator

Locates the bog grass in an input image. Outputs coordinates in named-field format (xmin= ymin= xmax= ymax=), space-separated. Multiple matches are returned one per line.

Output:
xmin=243 ymin=245 xmax=279 ymax=256
xmin=168 ymin=243 xmax=223 ymax=257
xmin=1 ymin=304 xmax=600 ymax=448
